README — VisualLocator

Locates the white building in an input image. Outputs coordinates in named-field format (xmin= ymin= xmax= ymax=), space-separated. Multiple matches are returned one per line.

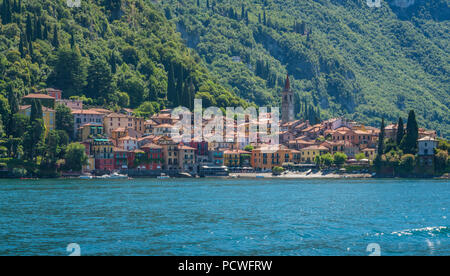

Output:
xmin=418 ymin=136 xmax=438 ymax=156
xmin=118 ymin=136 xmax=138 ymax=151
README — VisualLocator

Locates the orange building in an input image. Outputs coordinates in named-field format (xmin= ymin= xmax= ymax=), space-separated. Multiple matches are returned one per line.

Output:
xmin=251 ymin=146 xmax=294 ymax=170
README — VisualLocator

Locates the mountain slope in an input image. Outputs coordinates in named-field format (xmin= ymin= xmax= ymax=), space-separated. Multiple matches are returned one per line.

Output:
xmin=0 ymin=0 xmax=248 ymax=114
xmin=157 ymin=0 xmax=449 ymax=137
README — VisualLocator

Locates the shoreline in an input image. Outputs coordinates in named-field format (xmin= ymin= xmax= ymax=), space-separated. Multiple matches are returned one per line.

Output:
xmin=6 ymin=172 xmax=449 ymax=180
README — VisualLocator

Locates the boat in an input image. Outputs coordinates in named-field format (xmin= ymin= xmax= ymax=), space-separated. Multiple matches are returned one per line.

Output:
xmin=79 ymin=175 xmax=93 ymax=179
xmin=109 ymin=172 xmax=128 ymax=179
xmin=157 ymin=173 xmax=170 ymax=179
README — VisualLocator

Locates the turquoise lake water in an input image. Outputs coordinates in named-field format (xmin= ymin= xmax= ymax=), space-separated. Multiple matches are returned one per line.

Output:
xmin=0 ymin=178 xmax=448 ymax=256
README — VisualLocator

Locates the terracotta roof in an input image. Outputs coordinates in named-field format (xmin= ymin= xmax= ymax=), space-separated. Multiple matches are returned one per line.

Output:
xmin=19 ymin=105 xmax=54 ymax=112
xmin=179 ymin=145 xmax=196 ymax=150
xmin=72 ymin=109 xmax=103 ymax=115
xmin=106 ymin=112 xmax=128 ymax=118
xmin=155 ymin=124 xmax=173 ymax=128
xmin=19 ymin=105 xmax=31 ymax=110
xmin=141 ymin=143 xmax=162 ymax=149
xmin=418 ymin=136 xmax=436 ymax=141
xmin=119 ymin=136 xmax=137 ymax=141
xmin=23 ymin=93 xmax=55 ymax=99
xmin=89 ymin=108 xmax=112 ymax=114
xmin=302 ymin=145 xmax=329 ymax=151
xmin=224 ymin=150 xmax=250 ymax=154
xmin=112 ymin=127 xmax=126 ymax=132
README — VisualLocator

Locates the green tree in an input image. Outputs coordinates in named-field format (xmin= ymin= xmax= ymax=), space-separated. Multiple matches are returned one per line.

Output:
xmin=377 ymin=118 xmax=385 ymax=156
xmin=396 ymin=117 xmax=405 ymax=146
xmin=333 ymin=152 xmax=347 ymax=167
xmin=401 ymin=110 xmax=419 ymax=154
xmin=55 ymin=104 xmax=74 ymax=140
xmin=49 ymin=46 xmax=86 ymax=97
xmin=399 ymin=154 xmax=415 ymax=173
xmin=355 ymin=153 xmax=366 ymax=161
xmin=272 ymin=166 xmax=284 ymax=175
xmin=434 ymin=150 xmax=448 ymax=173
xmin=86 ymin=58 xmax=115 ymax=100
xmin=64 ymin=142 xmax=88 ymax=172
xmin=321 ymin=153 xmax=334 ymax=167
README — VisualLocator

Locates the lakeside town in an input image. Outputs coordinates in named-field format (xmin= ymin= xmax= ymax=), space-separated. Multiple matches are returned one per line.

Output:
xmin=0 ymin=76 xmax=449 ymax=179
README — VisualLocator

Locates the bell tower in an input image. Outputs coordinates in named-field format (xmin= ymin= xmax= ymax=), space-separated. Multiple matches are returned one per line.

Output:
xmin=281 ymin=74 xmax=294 ymax=123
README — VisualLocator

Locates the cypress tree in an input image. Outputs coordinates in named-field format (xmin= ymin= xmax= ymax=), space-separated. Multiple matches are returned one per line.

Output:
xmin=175 ymin=65 xmax=184 ymax=107
xmin=70 ymin=32 xmax=75 ymax=49
xmin=396 ymin=117 xmax=405 ymax=146
xmin=19 ymin=33 xmax=25 ymax=58
xmin=6 ymin=85 xmax=19 ymax=136
xmin=43 ymin=24 xmax=48 ymax=40
xmin=167 ymin=62 xmax=176 ymax=103
xmin=28 ymin=40 xmax=34 ymax=61
xmin=26 ymin=14 xmax=33 ymax=42
xmin=377 ymin=118 xmax=385 ymax=156
xmin=35 ymin=16 xmax=42 ymax=40
xmin=401 ymin=110 xmax=419 ymax=154
xmin=52 ymin=25 xmax=59 ymax=48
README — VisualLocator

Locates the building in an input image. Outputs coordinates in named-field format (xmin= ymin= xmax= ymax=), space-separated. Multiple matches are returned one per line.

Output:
xmin=140 ymin=143 xmax=164 ymax=170
xmin=209 ymin=149 xmax=225 ymax=166
xmin=92 ymin=139 xmax=114 ymax=172
xmin=118 ymin=136 xmax=138 ymax=151
xmin=134 ymin=117 xmax=145 ymax=133
xmin=19 ymin=105 xmax=55 ymax=135
xmin=81 ymin=141 xmax=95 ymax=172
xmin=418 ymin=137 xmax=438 ymax=156
xmin=72 ymin=109 xmax=105 ymax=137
xmin=362 ymin=148 xmax=376 ymax=161
xmin=189 ymin=141 xmax=209 ymax=163
xmin=281 ymin=74 xmax=294 ymax=124
xmin=77 ymin=123 xmax=104 ymax=141
xmin=299 ymin=145 xmax=329 ymax=163
xmin=113 ymin=148 xmax=129 ymax=171
xmin=179 ymin=145 xmax=197 ymax=173
xmin=251 ymin=146 xmax=293 ymax=170
xmin=103 ymin=113 xmax=130 ymax=135
xmin=41 ymin=88 xmax=62 ymax=100
xmin=22 ymin=93 xmax=56 ymax=108
xmin=157 ymin=136 xmax=180 ymax=173
xmin=56 ymin=99 xmax=83 ymax=110
xmin=224 ymin=149 xmax=251 ymax=168
xmin=154 ymin=124 xmax=173 ymax=136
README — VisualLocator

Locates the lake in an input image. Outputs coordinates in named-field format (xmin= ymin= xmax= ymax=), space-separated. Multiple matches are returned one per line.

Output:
xmin=0 ymin=178 xmax=448 ymax=256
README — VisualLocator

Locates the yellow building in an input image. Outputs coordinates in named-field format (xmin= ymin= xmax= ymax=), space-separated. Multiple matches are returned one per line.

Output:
xmin=362 ymin=148 xmax=376 ymax=161
xmin=251 ymin=146 xmax=293 ymax=170
xmin=19 ymin=105 xmax=55 ymax=135
xmin=224 ymin=150 xmax=251 ymax=168
xmin=299 ymin=145 xmax=329 ymax=163
xmin=77 ymin=123 xmax=104 ymax=142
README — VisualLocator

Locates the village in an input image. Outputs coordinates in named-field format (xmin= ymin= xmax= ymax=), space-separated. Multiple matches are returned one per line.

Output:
xmin=15 ymin=75 xmax=442 ymax=178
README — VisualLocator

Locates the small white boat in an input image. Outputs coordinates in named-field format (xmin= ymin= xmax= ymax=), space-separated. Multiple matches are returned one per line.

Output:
xmin=79 ymin=175 xmax=93 ymax=179
xmin=157 ymin=173 xmax=170 ymax=179
xmin=109 ymin=172 xmax=128 ymax=179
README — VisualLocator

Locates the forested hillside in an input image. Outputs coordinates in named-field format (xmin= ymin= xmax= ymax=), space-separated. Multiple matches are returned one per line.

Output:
xmin=157 ymin=0 xmax=449 ymax=137
xmin=0 ymin=0 xmax=248 ymax=126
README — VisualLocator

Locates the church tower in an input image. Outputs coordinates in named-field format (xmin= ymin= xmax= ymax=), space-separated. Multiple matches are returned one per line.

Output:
xmin=281 ymin=74 xmax=294 ymax=123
